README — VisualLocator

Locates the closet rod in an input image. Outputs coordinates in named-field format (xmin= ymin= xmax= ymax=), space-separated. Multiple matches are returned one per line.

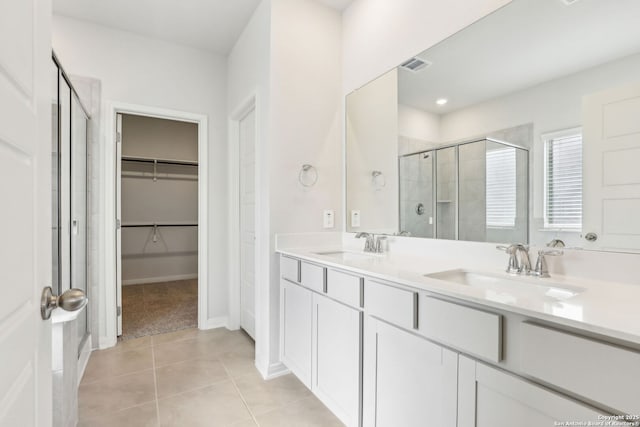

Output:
xmin=121 ymin=156 xmax=199 ymax=167
xmin=121 ymin=223 xmax=198 ymax=228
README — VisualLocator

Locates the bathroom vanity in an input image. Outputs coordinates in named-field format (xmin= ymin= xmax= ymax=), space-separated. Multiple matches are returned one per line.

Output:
xmin=277 ymin=243 xmax=640 ymax=427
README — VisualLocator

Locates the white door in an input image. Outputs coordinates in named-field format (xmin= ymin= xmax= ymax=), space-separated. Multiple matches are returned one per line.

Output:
xmin=583 ymin=83 xmax=640 ymax=251
xmin=458 ymin=356 xmax=602 ymax=427
xmin=115 ymin=113 xmax=123 ymax=335
xmin=239 ymin=108 xmax=256 ymax=338
xmin=363 ymin=318 xmax=458 ymax=427
xmin=312 ymin=294 xmax=361 ymax=427
xmin=0 ymin=0 xmax=53 ymax=425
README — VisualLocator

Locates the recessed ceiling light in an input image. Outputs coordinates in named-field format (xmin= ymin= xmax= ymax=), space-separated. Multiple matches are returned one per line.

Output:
xmin=436 ymin=98 xmax=448 ymax=106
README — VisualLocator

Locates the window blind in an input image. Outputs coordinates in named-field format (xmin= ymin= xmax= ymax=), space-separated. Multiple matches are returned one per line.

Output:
xmin=486 ymin=147 xmax=517 ymax=227
xmin=545 ymin=133 xmax=582 ymax=228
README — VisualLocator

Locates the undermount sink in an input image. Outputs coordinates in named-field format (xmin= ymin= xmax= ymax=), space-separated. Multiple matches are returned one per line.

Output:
xmin=425 ymin=269 xmax=584 ymax=302
xmin=314 ymin=250 xmax=377 ymax=262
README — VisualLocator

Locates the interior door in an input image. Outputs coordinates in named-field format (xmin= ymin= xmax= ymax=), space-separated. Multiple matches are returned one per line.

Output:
xmin=239 ymin=107 xmax=256 ymax=339
xmin=0 ymin=0 xmax=53 ymax=424
xmin=583 ymin=82 xmax=640 ymax=251
xmin=115 ymin=113 xmax=123 ymax=335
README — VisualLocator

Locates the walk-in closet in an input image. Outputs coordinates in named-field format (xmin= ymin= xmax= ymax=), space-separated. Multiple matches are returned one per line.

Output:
xmin=116 ymin=114 xmax=199 ymax=340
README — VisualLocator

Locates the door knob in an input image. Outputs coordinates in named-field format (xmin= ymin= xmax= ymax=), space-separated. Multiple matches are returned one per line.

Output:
xmin=41 ymin=287 xmax=87 ymax=320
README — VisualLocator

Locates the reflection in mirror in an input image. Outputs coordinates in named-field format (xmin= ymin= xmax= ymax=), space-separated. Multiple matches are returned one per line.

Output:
xmin=345 ymin=0 xmax=640 ymax=252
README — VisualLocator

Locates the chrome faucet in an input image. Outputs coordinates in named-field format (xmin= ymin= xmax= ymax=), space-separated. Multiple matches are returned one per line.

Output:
xmin=498 ymin=244 xmax=562 ymax=277
xmin=497 ymin=244 xmax=531 ymax=275
xmin=355 ymin=232 xmax=375 ymax=252
xmin=355 ymin=232 xmax=386 ymax=253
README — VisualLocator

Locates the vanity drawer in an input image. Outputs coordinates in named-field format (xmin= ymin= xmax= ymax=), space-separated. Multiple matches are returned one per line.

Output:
xmin=520 ymin=322 xmax=640 ymax=414
xmin=419 ymin=296 xmax=502 ymax=363
xmin=365 ymin=280 xmax=418 ymax=330
xmin=280 ymin=255 xmax=300 ymax=282
xmin=300 ymin=261 xmax=325 ymax=293
xmin=326 ymin=269 xmax=363 ymax=308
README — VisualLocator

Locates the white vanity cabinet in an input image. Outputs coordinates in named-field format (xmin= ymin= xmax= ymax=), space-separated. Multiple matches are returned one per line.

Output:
xmin=280 ymin=277 xmax=313 ymax=387
xmin=363 ymin=317 xmax=458 ymax=427
xmin=312 ymin=292 xmax=362 ymax=427
xmin=458 ymin=356 xmax=602 ymax=427
xmin=279 ymin=256 xmax=362 ymax=427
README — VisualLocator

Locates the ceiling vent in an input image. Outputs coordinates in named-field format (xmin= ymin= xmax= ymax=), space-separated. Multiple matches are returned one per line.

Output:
xmin=400 ymin=57 xmax=431 ymax=73
xmin=560 ymin=0 xmax=580 ymax=5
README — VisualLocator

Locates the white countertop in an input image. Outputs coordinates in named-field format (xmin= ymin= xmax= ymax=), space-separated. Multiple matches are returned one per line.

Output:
xmin=277 ymin=246 xmax=640 ymax=346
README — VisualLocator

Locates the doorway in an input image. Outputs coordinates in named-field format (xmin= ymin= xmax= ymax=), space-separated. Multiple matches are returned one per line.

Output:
xmin=115 ymin=113 xmax=200 ymax=340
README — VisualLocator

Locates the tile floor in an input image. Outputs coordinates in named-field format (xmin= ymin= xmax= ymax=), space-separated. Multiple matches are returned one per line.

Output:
xmin=121 ymin=280 xmax=198 ymax=340
xmin=78 ymin=327 xmax=344 ymax=427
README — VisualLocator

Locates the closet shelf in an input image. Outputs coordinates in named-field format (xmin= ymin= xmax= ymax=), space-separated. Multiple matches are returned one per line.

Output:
xmin=121 ymin=155 xmax=198 ymax=167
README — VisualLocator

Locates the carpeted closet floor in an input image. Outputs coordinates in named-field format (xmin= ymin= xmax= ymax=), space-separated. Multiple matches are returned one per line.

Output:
xmin=121 ymin=279 xmax=198 ymax=340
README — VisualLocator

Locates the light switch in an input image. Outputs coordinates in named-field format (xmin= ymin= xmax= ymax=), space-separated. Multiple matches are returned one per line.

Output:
xmin=351 ymin=210 xmax=361 ymax=228
xmin=323 ymin=209 xmax=334 ymax=228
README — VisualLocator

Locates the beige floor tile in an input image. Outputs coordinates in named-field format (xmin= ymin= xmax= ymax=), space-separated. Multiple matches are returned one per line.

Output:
xmin=151 ymin=328 xmax=200 ymax=346
xmin=115 ymin=335 xmax=153 ymax=352
xmin=233 ymin=372 xmax=312 ymax=416
xmin=81 ymin=346 xmax=153 ymax=384
xmin=78 ymin=402 xmax=158 ymax=427
xmin=155 ymin=357 xmax=229 ymax=397
xmin=152 ymin=337 xmax=211 ymax=367
xmin=78 ymin=370 xmax=156 ymax=421
xmin=158 ymin=380 xmax=252 ymax=427
xmin=255 ymin=396 xmax=344 ymax=427
xmin=229 ymin=420 xmax=258 ymax=427
xmin=219 ymin=349 xmax=257 ymax=378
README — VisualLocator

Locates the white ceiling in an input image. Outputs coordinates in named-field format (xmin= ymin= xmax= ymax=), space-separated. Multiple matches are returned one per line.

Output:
xmin=53 ymin=0 xmax=354 ymax=55
xmin=315 ymin=0 xmax=355 ymax=10
xmin=53 ymin=0 xmax=261 ymax=55
xmin=398 ymin=0 xmax=640 ymax=114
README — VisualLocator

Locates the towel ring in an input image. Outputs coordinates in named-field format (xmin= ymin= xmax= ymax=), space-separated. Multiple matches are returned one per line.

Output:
xmin=299 ymin=164 xmax=318 ymax=187
xmin=372 ymin=170 xmax=386 ymax=189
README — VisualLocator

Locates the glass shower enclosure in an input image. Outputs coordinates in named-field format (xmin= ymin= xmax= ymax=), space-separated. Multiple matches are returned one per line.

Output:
xmin=399 ymin=138 xmax=528 ymax=243
xmin=52 ymin=55 xmax=90 ymax=356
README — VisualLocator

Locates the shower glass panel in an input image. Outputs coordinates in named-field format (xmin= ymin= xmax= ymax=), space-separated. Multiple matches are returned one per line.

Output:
xmin=60 ymin=76 xmax=72 ymax=292
xmin=436 ymin=147 xmax=457 ymax=240
xmin=458 ymin=139 xmax=528 ymax=244
xmin=52 ymin=61 xmax=60 ymax=294
xmin=399 ymin=152 xmax=434 ymax=238
xmin=71 ymin=94 xmax=89 ymax=351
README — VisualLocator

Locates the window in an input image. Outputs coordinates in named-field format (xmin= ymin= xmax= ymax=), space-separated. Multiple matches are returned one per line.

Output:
xmin=486 ymin=147 xmax=517 ymax=227
xmin=543 ymin=129 xmax=582 ymax=229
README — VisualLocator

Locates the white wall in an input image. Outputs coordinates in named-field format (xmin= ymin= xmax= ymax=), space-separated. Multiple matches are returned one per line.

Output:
xmin=342 ymin=0 xmax=511 ymax=94
xmin=52 ymin=15 xmax=229 ymax=340
xmin=228 ymin=0 xmax=342 ymax=378
xmin=398 ymin=104 xmax=440 ymax=142
xmin=227 ymin=0 xmax=273 ymax=376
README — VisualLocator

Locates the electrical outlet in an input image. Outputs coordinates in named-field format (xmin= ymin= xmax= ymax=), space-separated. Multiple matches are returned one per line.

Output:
xmin=323 ymin=209 xmax=334 ymax=228
xmin=351 ymin=210 xmax=361 ymax=228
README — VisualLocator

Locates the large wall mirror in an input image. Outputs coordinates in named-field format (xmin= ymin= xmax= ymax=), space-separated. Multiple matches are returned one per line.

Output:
xmin=346 ymin=0 xmax=640 ymax=253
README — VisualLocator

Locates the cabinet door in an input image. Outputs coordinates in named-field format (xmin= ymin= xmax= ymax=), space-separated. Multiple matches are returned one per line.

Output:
xmin=280 ymin=279 xmax=312 ymax=387
xmin=458 ymin=356 xmax=603 ymax=427
xmin=312 ymin=294 xmax=362 ymax=427
xmin=363 ymin=318 xmax=458 ymax=427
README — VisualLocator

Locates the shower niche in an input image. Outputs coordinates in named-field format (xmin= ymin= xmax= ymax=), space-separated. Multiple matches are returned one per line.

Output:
xmin=399 ymin=138 xmax=529 ymax=243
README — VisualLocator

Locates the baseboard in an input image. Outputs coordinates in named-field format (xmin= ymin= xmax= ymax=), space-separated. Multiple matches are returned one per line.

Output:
xmin=77 ymin=334 xmax=92 ymax=386
xmin=201 ymin=316 xmax=228 ymax=330
xmin=98 ymin=334 xmax=117 ymax=350
xmin=264 ymin=362 xmax=290 ymax=380
xmin=123 ymin=273 xmax=198 ymax=286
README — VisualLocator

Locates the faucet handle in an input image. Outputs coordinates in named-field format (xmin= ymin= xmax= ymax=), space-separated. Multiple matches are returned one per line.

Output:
xmin=533 ymin=249 xmax=563 ymax=278
xmin=497 ymin=245 xmax=520 ymax=274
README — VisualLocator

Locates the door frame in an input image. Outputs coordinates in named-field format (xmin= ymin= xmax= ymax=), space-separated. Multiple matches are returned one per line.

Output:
xmin=228 ymin=94 xmax=259 ymax=331
xmin=102 ymin=101 xmax=208 ymax=348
